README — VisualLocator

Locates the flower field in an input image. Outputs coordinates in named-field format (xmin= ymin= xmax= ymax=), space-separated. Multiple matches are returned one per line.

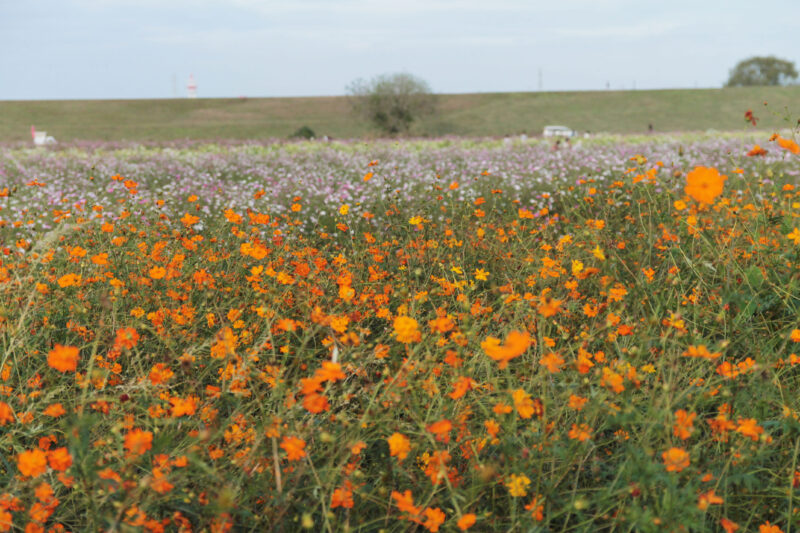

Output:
xmin=1 ymin=132 xmax=800 ymax=531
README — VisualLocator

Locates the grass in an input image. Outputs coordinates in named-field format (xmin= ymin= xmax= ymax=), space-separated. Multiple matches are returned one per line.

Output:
xmin=1 ymin=86 xmax=799 ymax=142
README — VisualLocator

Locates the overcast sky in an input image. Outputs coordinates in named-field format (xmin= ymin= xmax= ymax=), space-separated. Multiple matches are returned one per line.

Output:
xmin=1 ymin=0 xmax=798 ymax=100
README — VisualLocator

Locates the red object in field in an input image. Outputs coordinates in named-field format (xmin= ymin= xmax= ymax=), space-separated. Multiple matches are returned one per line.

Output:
xmin=31 ymin=125 xmax=36 ymax=140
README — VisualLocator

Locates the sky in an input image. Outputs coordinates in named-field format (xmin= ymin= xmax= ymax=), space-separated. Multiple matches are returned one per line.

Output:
xmin=1 ymin=0 xmax=798 ymax=100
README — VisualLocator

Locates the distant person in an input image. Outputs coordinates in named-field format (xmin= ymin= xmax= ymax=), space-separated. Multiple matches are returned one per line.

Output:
xmin=551 ymin=139 xmax=561 ymax=151
xmin=648 ymin=123 xmax=654 ymax=133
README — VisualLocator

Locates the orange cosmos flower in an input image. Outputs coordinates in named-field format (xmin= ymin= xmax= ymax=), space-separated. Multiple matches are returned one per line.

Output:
xmin=481 ymin=330 xmax=531 ymax=369
xmin=148 ymin=363 xmax=174 ymax=385
xmin=538 ymin=296 xmax=562 ymax=317
xmin=68 ymin=246 xmax=87 ymax=258
xmin=393 ymin=316 xmax=421 ymax=344
xmin=124 ymin=429 xmax=153 ymax=456
xmin=114 ymin=327 xmax=140 ymax=350
xmin=330 ymin=484 xmax=354 ymax=509
xmin=682 ymin=345 xmax=721 ymax=359
xmin=350 ymin=441 xmax=367 ymax=455
xmin=47 ymin=344 xmax=79 ymax=373
xmin=34 ymin=482 xmax=54 ymax=503
xmin=457 ymin=514 xmax=477 ymax=530
xmin=448 ymin=376 xmax=477 ymax=400
xmin=777 ymin=137 xmax=800 ymax=154
xmin=540 ymin=352 xmax=565 ymax=373
xmin=91 ymin=253 xmax=109 ymax=266
xmin=429 ymin=315 xmax=455 ymax=334
xmin=47 ymin=447 xmax=72 ymax=471
xmin=391 ymin=490 xmax=422 ymax=516
xmin=280 ymin=436 xmax=306 ymax=461
xmin=302 ymin=393 xmax=330 ymax=413
xmin=735 ymin=418 xmax=764 ymax=441
xmin=57 ymin=273 xmax=81 ymax=288
xmin=180 ymin=213 xmax=200 ymax=226
xmin=315 ymin=361 xmax=346 ymax=383
xmin=169 ymin=396 xmax=198 ymax=417
xmin=150 ymin=469 xmax=174 ymax=494
xmin=759 ymin=522 xmax=784 ymax=533
xmin=525 ymin=495 xmax=545 ymax=521
xmin=662 ymin=447 xmax=690 ymax=472
xmin=684 ymin=166 xmax=726 ymax=205
xmin=43 ymin=403 xmax=66 ymax=417
xmin=0 ymin=402 xmax=14 ymax=425
xmin=697 ymin=489 xmax=723 ymax=510
xmin=568 ymin=394 xmax=588 ymax=410
xmin=673 ymin=409 xmax=696 ymax=440
xmin=423 ymin=507 xmax=446 ymax=532
xmin=485 ymin=419 xmax=500 ymax=440
xmin=568 ymin=423 xmax=593 ymax=441
xmin=299 ymin=376 xmax=323 ymax=396
xmin=149 ymin=266 xmax=166 ymax=279
xmin=746 ymin=145 xmax=768 ymax=156
xmin=387 ymin=433 xmax=412 ymax=460
xmin=511 ymin=389 xmax=543 ymax=419
xmin=426 ymin=419 xmax=452 ymax=437
xmin=720 ymin=518 xmax=740 ymax=533
xmin=493 ymin=402 xmax=513 ymax=415
xmin=338 ymin=283 xmax=355 ymax=302
xmin=18 ymin=449 xmax=48 ymax=477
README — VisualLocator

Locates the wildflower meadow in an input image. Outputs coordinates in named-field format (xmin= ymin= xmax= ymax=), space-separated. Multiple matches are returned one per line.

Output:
xmin=1 ymin=130 xmax=800 ymax=532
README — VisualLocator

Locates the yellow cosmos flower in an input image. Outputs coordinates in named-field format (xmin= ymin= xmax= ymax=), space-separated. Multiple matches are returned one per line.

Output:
xmin=506 ymin=474 xmax=531 ymax=497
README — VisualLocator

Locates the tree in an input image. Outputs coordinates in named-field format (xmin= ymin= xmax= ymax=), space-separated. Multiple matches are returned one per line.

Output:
xmin=346 ymin=73 xmax=436 ymax=135
xmin=725 ymin=56 xmax=798 ymax=87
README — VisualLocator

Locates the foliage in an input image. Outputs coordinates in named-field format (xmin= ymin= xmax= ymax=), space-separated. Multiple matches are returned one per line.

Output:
xmin=1 ymin=129 xmax=800 ymax=530
xmin=346 ymin=72 xmax=436 ymax=135
xmin=725 ymin=55 xmax=799 ymax=87
xmin=289 ymin=125 xmax=316 ymax=139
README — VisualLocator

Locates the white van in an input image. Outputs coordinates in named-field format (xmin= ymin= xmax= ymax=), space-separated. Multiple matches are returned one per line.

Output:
xmin=543 ymin=125 xmax=575 ymax=138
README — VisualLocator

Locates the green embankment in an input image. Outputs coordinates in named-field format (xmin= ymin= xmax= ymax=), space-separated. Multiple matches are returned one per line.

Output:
xmin=1 ymin=86 xmax=798 ymax=142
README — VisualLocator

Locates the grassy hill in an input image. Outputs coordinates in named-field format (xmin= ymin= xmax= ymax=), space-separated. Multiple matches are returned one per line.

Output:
xmin=1 ymin=86 xmax=798 ymax=142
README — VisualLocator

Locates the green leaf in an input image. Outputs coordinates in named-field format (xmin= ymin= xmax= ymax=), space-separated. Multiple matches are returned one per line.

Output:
xmin=745 ymin=265 xmax=764 ymax=289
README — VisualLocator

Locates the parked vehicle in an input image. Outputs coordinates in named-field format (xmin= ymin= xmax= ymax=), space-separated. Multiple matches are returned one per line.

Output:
xmin=31 ymin=126 xmax=56 ymax=146
xmin=543 ymin=125 xmax=576 ymax=138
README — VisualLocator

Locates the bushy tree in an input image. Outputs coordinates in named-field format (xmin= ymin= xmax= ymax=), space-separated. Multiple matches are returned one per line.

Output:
xmin=725 ymin=56 xmax=798 ymax=87
xmin=289 ymin=125 xmax=316 ymax=140
xmin=346 ymin=73 xmax=436 ymax=135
